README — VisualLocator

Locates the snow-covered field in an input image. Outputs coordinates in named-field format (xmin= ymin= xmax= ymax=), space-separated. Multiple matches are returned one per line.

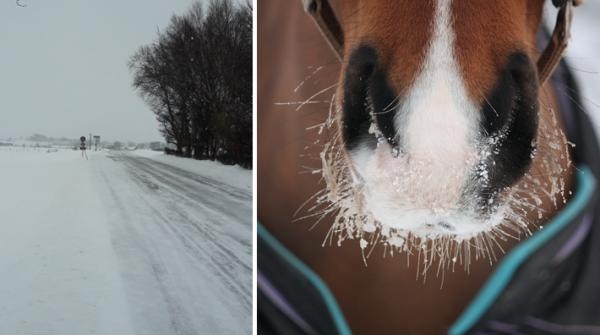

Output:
xmin=0 ymin=147 xmax=251 ymax=334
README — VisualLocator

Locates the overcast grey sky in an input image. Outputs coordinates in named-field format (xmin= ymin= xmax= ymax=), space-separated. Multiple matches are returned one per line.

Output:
xmin=0 ymin=0 xmax=204 ymax=142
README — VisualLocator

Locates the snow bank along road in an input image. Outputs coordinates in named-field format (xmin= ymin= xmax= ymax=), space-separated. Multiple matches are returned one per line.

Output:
xmin=0 ymin=147 xmax=251 ymax=335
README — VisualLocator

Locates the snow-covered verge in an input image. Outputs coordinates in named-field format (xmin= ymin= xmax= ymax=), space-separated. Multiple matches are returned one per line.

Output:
xmin=132 ymin=149 xmax=252 ymax=192
xmin=0 ymin=147 xmax=134 ymax=334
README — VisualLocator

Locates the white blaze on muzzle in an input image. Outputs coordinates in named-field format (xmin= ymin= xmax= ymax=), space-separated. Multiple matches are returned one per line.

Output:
xmin=349 ymin=0 xmax=483 ymax=236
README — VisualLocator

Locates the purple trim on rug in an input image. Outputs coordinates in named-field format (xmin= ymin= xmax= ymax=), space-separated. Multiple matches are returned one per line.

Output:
xmin=486 ymin=320 xmax=524 ymax=335
xmin=553 ymin=213 xmax=593 ymax=264
xmin=257 ymin=271 xmax=317 ymax=334
xmin=525 ymin=316 xmax=600 ymax=335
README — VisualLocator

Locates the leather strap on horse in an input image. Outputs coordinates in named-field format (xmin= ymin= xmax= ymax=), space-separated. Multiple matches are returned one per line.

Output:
xmin=538 ymin=1 xmax=575 ymax=84
xmin=302 ymin=0 xmax=582 ymax=85
xmin=302 ymin=0 xmax=344 ymax=61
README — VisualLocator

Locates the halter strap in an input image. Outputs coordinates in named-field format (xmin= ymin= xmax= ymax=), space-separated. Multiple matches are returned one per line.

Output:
xmin=538 ymin=2 xmax=574 ymax=84
xmin=301 ymin=0 xmax=343 ymax=61
xmin=302 ymin=0 xmax=581 ymax=85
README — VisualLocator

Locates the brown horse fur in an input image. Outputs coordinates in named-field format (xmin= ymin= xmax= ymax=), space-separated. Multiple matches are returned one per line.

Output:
xmin=258 ymin=0 xmax=573 ymax=334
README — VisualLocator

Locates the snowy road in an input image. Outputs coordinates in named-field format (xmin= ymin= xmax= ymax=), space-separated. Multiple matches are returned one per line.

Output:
xmin=0 ymin=148 xmax=251 ymax=335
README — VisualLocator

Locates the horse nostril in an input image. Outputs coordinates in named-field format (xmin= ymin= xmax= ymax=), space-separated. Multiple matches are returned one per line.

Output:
xmin=478 ymin=52 xmax=538 ymax=195
xmin=342 ymin=44 xmax=398 ymax=152
xmin=481 ymin=53 xmax=537 ymax=137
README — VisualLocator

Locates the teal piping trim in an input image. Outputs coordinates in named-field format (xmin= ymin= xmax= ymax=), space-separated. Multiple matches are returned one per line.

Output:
xmin=449 ymin=166 xmax=596 ymax=335
xmin=258 ymin=224 xmax=353 ymax=335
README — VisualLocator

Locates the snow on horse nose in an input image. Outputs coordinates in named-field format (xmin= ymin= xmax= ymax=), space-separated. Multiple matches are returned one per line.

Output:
xmin=360 ymin=139 xmax=477 ymax=217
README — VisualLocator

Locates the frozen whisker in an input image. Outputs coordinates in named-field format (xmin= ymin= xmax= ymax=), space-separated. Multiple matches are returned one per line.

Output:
xmin=295 ymin=83 xmax=339 ymax=111
xmin=274 ymin=100 xmax=331 ymax=106
xmin=294 ymin=65 xmax=325 ymax=93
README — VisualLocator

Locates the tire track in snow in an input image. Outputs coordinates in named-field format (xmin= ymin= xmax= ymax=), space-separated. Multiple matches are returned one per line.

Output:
xmin=119 ymin=154 xmax=252 ymax=250
xmin=143 ymin=158 xmax=251 ymax=201
xmin=113 ymin=153 xmax=251 ymax=308
xmin=124 ymin=155 xmax=250 ymax=224
xmin=96 ymin=163 xmax=200 ymax=335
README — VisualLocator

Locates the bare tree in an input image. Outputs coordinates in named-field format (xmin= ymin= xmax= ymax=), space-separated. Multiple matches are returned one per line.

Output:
xmin=129 ymin=0 xmax=252 ymax=167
